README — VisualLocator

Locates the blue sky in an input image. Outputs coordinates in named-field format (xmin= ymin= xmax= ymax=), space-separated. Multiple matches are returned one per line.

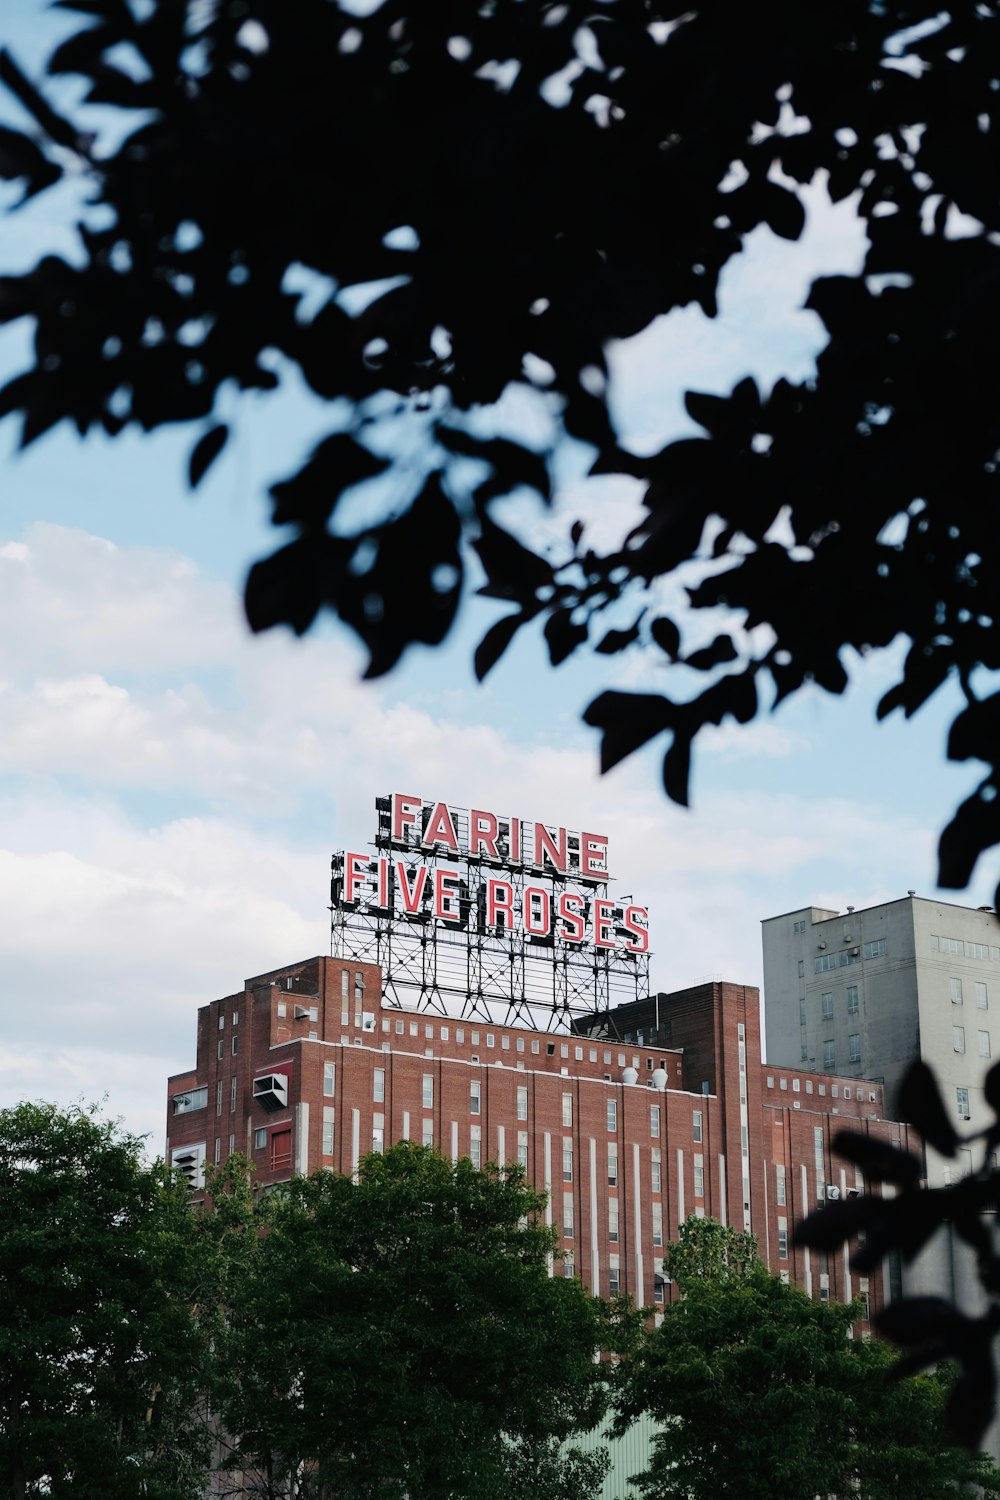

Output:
xmin=0 ymin=1 xmax=992 ymax=1152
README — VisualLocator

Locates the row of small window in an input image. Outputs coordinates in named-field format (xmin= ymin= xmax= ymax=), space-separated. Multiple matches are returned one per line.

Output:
xmin=949 ymin=977 xmax=989 ymax=1008
xmin=952 ymin=1026 xmax=991 ymax=1056
xmin=814 ymin=940 xmax=886 ymax=974
xmin=218 ymin=1037 xmax=240 ymax=1058
xmin=767 ymin=1075 xmax=874 ymax=1102
xmin=803 ymin=987 xmax=862 ymax=1023
xmin=218 ymin=1010 xmax=239 ymax=1029
xmin=381 ymin=1016 xmax=652 ymax=1070
xmin=561 ymin=1185 xmax=702 ymax=1245
xmin=819 ymin=1038 xmax=862 ymax=1069
xmin=932 ymin=935 xmax=1000 ymax=962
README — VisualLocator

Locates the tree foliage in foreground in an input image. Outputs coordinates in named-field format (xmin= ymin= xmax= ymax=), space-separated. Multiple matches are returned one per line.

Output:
xmin=0 ymin=1101 xmax=215 ymax=1500
xmin=615 ymin=1216 xmax=1000 ymax=1500
xmin=2 ymin=2 xmax=1000 ymax=899
xmin=217 ymin=1144 xmax=621 ymax=1500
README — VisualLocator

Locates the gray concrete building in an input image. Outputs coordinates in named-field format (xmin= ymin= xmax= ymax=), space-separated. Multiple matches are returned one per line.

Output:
xmin=763 ymin=892 xmax=1000 ymax=1420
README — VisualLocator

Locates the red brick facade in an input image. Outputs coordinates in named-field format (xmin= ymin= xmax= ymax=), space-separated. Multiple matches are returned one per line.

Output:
xmin=167 ymin=957 xmax=916 ymax=1323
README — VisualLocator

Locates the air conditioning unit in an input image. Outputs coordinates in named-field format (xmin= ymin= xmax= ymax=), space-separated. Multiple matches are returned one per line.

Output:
xmin=852 ymin=947 xmax=860 ymax=956
xmin=826 ymin=1185 xmax=841 ymax=1200
xmin=361 ymin=1013 xmax=376 ymax=1031
xmin=253 ymin=1073 xmax=289 ymax=1112
xmin=818 ymin=941 xmax=827 ymax=950
xmin=846 ymin=1187 xmax=863 ymax=1199
xmin=293 ymin=1004 xmax=310 ymax=1020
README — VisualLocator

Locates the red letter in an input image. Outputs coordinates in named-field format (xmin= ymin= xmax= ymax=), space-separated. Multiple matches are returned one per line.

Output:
xmin=392 ymin=793 xmax=421 ymax=842
xmin=533 ymin=823 xmax=568 ymax=873
xmin=594 ymin=898 xmax=615 ymax=948
xmin=377 ymin=858 xmax=389 ymax=908
xmin=581 ymin=832 xmax=608 ymax=878
xmin=624 ymin=905 xmax=649 ymax=953
xmin=422 ymin=800 xmax=459 ymax=853
xmin=395 ymin=860 xmax=428 ymax=913
xmin=345 ymin=852 xmax=367 ymax=904
xmin=556 ymin=892 xmax=586 ymax=944
xmin=524 ymin=885 xmax=551 ymax=937
xmin=434 ymin=868 xmax=461 ymax=921
xmin=470 ymin=809 xmax=499 ymax=859
xmin=487 ymin=878 xmax=514 ymax=929
xmin=510 ymin=817 xmax=521 ymax=862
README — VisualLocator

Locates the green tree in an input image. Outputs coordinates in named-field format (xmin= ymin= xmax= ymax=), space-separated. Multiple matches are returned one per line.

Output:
xmin=0 ymin=1100 xmax=215 ymax=1500
xmin=665 ymin=1213 xmax=759 ymax=1290
xmin=219 ymin=1143 xmax=618 ymax=1500
xmin=614 ymin=1221 xmax=1000 ymax=1500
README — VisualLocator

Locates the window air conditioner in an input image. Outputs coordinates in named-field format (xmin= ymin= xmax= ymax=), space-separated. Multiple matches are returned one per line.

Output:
xmin=293 ymin=1004 xmax=309 ymax=1020
xmin=826 ymin=1185 xmax=841 ymax=1200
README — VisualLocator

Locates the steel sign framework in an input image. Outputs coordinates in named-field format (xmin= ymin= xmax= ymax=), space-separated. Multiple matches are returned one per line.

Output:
xmin=329 ymin=794 xmax=651 ymax=1030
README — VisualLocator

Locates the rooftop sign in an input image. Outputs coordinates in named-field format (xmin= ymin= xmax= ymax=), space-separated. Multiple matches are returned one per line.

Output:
xmin=331 ymin=792 xmax=649 ymax=956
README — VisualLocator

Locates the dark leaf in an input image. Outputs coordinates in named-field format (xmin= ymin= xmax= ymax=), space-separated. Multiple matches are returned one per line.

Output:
xmin=595 ymin=619 xmax=640 ymax=655
xmin=188 ymin=424 xmax=228 ymax=490
xmin=438 ymin=427 xmax=549 ymax=501
xmin=832 ymin=1130 xmax=922 ymax=1187
xmin=938 ymin=780 xmax=1000 ymax=891
xmin=544 ymin=608 xmax=587 ymax=667
xmin=984 ymin=1058 xmax=1000 ymax=1120
xmin=270 ymin=433 xmax=389 ymax=530
xmin=876 ymin=1296 xmax=966 ymax=1347
xmin=584 ymin=692 xmax=671 ymax=774
xmin=650 ymin=617 xmax=680 ymax=660
xmin=474 ymin=515 xmax=553 ymax=602
xmin=762 ymin=181 xmax=806 ymax=241
xmin=877 ymin=645 xmax=950 ymax=720
xmin=898 ymin=1061 xmax=959 ymax=1158
xmin=570 ymin=519 xmax=584 ymax=546
xmin=684 ymin=635 xmax=738 ymax=671
xmin=662 ymin=732 xmax=691 ymax=806
xmin=474 ymin=611 xmax=525 ymax=681
xmin=0 ymin=123 xmax=59 ymax=198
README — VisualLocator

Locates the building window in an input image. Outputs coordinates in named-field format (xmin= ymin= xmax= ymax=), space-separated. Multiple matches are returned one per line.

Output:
xmin=322 ymin=1109 xmax=334 ymax=1157
xmin=953 ymin=1026 xmax=966 ymax=1054
xmin=794 ymin=918 xmax=806 ymax=934
xmin=951 ymin=977 xmax=964 ymax=1005
xmin=216 ymin=1082 xmax=223 ymax=1115
xmin=471 ymin=1080 xmax=481 ymax=1115
xmin=354 ymin=972 xmax=363 ymax=1000
xmin=849 ymin=1034 xmax=861 ymax=1063
xmin=517 ymin=1036 xmax=525 ymax=1052
xmin=422 ymin=1074 xmax=433 ymax=1109
xmin=968 ymin=941 xmax=990 ymax=960
xmin=422 ymin=1118 xmax=434 ymax=1148
xmin=217 ymin=1039 xmax=224 ymax=1060
xmin=608 ymin=1199 xmax=619 ymax=1243
xmin=470 ymin=1125 xmax=482 ymax=1169
xmin=372 ymin=1114 xmax=384 ymax=1154
xmin=797 ymin=959 xmax=805 ymax=978
xmin=214 ymin=1137 xmax=221 ymax=1164
xmin=230 ymin=1078 xmax=237 ymax=1112
xmin=395 ymin=1018 xmax=404 ymax=1035
xmin=254 ymin=1127 xmax=267 ymax=1149
xmin=980 ymin=1030 xmax=992 ymax=1058
xmin=652 ymin=1148 xmax=661 ymax=1193
xmin=776 ymin=1163 xmax=786 ymax=1206
xmin=799 ymin=998 xmax=806 ymax=1026
xmin=277 ymin=1001 xmax=286 ymax=1018
xmin=269 ymin=1129 xmax=292 ymax=1172
xmin=819 ymin=1273 xmax=830 ymax=1302
xmin=562 ymin=1093 xmax=573 ymax=1127
xmin=859 ymin=1277 xmax=870 ymax=1321
xmin=821 ymin=992 xmax=833 ymax=1020
xmin=374 ymin=1068 xmax=385 ymax=1102
xmin=516 ymin=1086 xmax=528 ymax=1121
xmin=650 ymin=1104 xmax=660 ymax=1138
xmin=607 ymin=1100 xmax=618 ymax=1133
xmin=792 ymin=1078 xmax=800 ymax=1093
xmin=778 ymin=1216 xmax=788 ymax=1260
xmin=607 ymin=1142 xmax=618 ymax=1187
xmin=847 ymin=985 xmax=859 ymax=1015
xmin=324 ymin=1062 xmax=335 ymax=1097
xmin=609 ymin=1264 xmax=620 ymax=1296
xmin=562 ymin=1252 xmax=574 ymax=1279
xmin=693 ymin=1155 xmax=704 ymax=1199
xmin=863 ymin=938 xmax=887 ymax=959
xmin=517 ymin=1131 xmax=528 ymax=1169
xmin=563 ymin=1192 xmax=574 ymax=1237
xmin=218 ymin=1015 xmax=225 ymax=1031
xmin=977 ymin=982 xmax=989 ymax=1010
xmin=822 ymin=1040 xmax=835 ymax=1069
xmin=563 ymin=1139 xmax=573 ymax=1182
xmin=652 ymin=1201 xmax=663 ymax=1246
xmin=957 ymin=1087 xmax=971 ymax=1120
xmin=692 ymin=1110 xmax=702 ymax=1143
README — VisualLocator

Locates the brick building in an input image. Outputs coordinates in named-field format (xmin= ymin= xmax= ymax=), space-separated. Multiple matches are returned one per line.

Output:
xmin=167 ymin=954 xmax=915 ymax=1324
